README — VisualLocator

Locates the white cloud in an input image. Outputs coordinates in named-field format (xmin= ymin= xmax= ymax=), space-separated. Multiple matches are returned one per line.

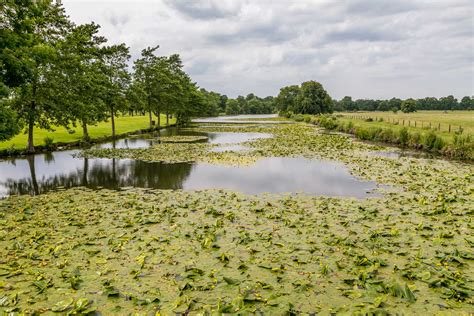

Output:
xmin=62 ymin=0 xmax=474 ymax=99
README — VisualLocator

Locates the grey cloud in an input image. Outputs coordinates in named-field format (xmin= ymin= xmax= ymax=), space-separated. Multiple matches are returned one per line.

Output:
xmin=207 ymin=23 xmax=294 ymax=44
xmin=324 ymin=28 xmax=404 ymax=43
xmin=62 ymin=0 xmax=473 ymax=99
xmin=164 ymin=0 xmax=240 ymax=20
xmin=345 ymin=0 xmax=418 ymax=16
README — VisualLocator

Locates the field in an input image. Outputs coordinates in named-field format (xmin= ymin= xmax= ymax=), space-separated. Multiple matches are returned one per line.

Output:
xmin=337 ymin=111 xmax=473 ymax=142
xmin=0 ymin=114 xmax=174 ymax=151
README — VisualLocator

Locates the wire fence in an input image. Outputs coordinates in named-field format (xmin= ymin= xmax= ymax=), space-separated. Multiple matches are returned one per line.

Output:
xmin=343 ymin=115 xmax=467 ymax=134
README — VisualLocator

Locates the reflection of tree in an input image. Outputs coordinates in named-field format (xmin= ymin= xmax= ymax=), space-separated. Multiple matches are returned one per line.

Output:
xmin=1 ymin=157 xmax=193 ymax=196
xmin=27 ymin=155 xmax=39 ymax=195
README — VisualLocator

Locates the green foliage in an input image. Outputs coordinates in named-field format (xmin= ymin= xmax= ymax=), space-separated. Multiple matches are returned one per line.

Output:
xmin=401 ymin=99 xmax=417 ymax=113
xmin=0 ymin=104 xmax=21 ymax=141
xmin=277 ymin=81 xmax=333 ymax=115
xmin=398 ymin=128 xmax=409 ymax=146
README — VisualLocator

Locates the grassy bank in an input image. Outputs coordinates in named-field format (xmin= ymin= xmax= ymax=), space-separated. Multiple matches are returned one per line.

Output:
xmin=290 ymin=114 xmax=473 ymax=160
xmin=337 ymin=111 xmax=474 ymax=141
xmin=0 ymin=114 xmax=175 ymax=153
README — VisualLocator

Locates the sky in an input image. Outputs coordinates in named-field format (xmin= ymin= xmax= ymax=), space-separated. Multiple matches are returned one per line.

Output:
xmin=62 ymin=0 xmax=474 ymax=100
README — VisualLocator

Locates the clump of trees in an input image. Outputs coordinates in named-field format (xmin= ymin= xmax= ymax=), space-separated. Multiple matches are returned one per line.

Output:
xmin=276 ymin=81 xmax=333 ymax=115
xmin=0 ymin=1 xmax=217 ymax=152
xmin=333 ymin=95 xmax=473 ymax=113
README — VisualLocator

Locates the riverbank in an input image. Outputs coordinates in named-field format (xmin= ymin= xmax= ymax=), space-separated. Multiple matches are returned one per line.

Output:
xmin=288 ymin=114 xmax=473 ymax=161
xmin=0 ymin=115 xmax=176 ymax=157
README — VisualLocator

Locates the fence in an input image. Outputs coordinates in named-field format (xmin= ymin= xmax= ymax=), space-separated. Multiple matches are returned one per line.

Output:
xmin=344 ymin=115 xmax=466 ymax=134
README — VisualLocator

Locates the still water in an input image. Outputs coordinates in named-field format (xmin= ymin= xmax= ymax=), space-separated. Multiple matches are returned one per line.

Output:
xmin=0 ymin=118 xmax=384 ymax=198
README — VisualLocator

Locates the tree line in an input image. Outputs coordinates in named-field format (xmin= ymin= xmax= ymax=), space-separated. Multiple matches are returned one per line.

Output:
xmin=334 ymin=95 xmax=473 ymax=113
xmin=0 ymin=1 xmax=218 ymax=152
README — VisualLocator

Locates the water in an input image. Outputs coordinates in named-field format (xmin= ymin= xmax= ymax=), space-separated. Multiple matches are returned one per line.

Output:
xmin=0 ymin=120 xmax=384 ymax=198
xmin=193 ymin=114 xmax=287 ymax=124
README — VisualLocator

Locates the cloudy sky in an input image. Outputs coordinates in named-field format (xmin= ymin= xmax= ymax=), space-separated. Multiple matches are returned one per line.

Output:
xmin=62 ymin=0 xmax=473 ymax=99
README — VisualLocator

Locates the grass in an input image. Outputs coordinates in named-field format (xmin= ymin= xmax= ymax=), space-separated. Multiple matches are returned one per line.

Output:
xmin=0 ymin=114 xmax=175 ymax=151
xmin=336 ymin=111 xmax=473 ymax=142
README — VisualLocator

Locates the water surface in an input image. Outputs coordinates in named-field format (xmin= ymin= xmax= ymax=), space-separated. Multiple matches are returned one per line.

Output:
xmin=0 ymin=120 xmax=384 ymax=198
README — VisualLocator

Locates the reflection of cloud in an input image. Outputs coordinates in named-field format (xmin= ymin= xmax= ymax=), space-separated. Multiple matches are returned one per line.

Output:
xmin=61 ymin=0 xmax=474 ymax=99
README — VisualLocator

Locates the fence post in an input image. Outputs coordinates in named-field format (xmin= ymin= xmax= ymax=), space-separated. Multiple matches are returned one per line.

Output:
xmin=403 ymin=120 xmax=405 ymax=126
xmin=429 ymin=122 xmax=431 ymax=129
xmin=415 ymin=121 xmax=416 ymax=127
xmin=449 ymin=124 xmax=451 ymax=133
xmin=438 ymin=123 xmax=440 ymax=131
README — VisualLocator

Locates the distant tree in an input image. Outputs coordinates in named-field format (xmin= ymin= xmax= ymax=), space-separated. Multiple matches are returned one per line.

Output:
xmin=439 ymin=95 xmax=457 ymax=111
xmin=339 ymin=96 xmax=354 ymax=111
xmin=276 ymin=85 xmax=300 ymax=113
xmin=225 ymin=99 xmax=241 ymax=115
xmin=295 ymin=81 xmax=332 ymax=114
xmin=219 ymin=95 xmax=228 ymax=113
xmin=401 ymin=98 xmax=417 ymax=113
xmin=460 ymin=96 xmax=473 ymax=110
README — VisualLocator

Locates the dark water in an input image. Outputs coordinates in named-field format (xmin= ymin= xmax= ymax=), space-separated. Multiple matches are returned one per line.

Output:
xmin=0 ymin=125 xmax=384 ymax=198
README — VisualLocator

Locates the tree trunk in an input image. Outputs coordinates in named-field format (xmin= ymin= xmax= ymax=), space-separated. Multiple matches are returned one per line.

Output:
xmin=82 ymin=158 xmax=89 ymax=186
xmin=148 ymin=110 xmax=153 ymax=128
xmin=27 ymin=155 xmax=39 ymax=195
xmin=82 ymin=119 xmax=89 ymax=141
xmin=157 ymin=111 xmax=160 ymax=127
xmin=111 ymin=105 xmax=116 ymax=139
xmin=27 ymin=115 xmax=35 ymax=153
xmin=166 ymin=112 xmax=169 ymax=126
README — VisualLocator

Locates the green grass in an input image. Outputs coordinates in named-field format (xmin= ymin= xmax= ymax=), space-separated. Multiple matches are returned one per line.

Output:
xmin=337 ymin=111 xmax=473 ymax=141
xmin=0 ymin=114 xmax=175 ymax=151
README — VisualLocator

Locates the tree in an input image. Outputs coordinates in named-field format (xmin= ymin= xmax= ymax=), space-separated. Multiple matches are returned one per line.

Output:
xmin=133 ymin=46 xmax=161 ymax=128
xmin=101 ymin=44 xmax=130 ymax=138
xmin=0 ymin=0 xmax=72 ymax=152
xmin=55 ymin=23 xmax=110 ymax=141
xmin=401 ymin=98 xmax=417 ymax=113
xmin=295 ymin=81 xmax=333 ymax=114
xmin=225 ymin=99 xmax=240 ymax=115
xmin=439 ymin=95 xmax=457 ymax=110
xmin=460 ymin=96 xmax=473 ymax=110
xmin=276 ymin=85 xmax=300 ymax=113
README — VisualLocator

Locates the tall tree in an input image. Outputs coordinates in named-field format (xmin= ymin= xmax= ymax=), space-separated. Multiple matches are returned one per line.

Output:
xmin=101 ymin=44 xmax=130 ymax=138
xmin=0 ymin=0 xmax=72 ymax=152
xmin=295 ymin=81 xmax=332 ymax=114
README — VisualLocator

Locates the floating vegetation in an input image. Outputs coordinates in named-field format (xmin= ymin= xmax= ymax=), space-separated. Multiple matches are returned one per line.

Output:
xmin=159 ymin=135 xmax=208 ymax=143
xmin=1 ymin=122 xmax=473 ymax=314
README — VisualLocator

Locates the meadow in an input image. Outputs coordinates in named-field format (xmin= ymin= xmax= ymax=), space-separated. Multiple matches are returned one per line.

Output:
xmin=0 ymin=114 xmax=174 ymax=152
xmin=336 ymin=111 xmax=473 ymax=142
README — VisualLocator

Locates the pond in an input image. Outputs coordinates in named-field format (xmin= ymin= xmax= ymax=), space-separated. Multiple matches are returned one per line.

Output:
xmin=0 ymin=118 xmax=384 ymax=198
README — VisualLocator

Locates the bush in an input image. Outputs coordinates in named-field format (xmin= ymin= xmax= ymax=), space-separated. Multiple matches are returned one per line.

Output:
xmin=365 ymin=118 xmax=373 ymax=122
xmin=423 ymin=131 xmax=444 ymax=151
xmin=379 ymin=128 xmax=396 ymax=143
xmin=408 ymin=132 xmax=421 ymax=148
xmin=447 ymin=133 xmax=474 ymax=160
xmin=398 ymin=128 xmax=409 ymax=147
xmin=43 ymin=136 xmax=56 ymax=151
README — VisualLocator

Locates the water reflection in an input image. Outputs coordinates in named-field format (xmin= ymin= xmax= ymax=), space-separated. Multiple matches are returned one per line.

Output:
xmin=0 ymin=125 xmax=385 ymax=198
xmin=0 ymin=151 xmax=382 ymax=198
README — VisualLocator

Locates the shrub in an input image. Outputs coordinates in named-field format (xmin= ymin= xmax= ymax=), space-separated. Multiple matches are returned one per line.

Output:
xmin=408 ymin=132 xmax=421 ymax=148
xmin=447 ymin=133 xmax=474 ymax=160
xmin=379 ymin=128 xmax=396 ymax=143
xmin=293 ymin=114 xmax=305 ymax=122
xmin=398 ymin=128 xmax=409 ymax=147
xmin=43 ymin=136 xmax=56 ymax=151
xmin=344 ymin=121 xmax=354 ymax=133
xmin=303 ymin=115 xmax=312 ymax=123
xmin=423 ymin=131 xmax=444 ymax=151
xmin=365 ymin=118 xmax=373 ymax=122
